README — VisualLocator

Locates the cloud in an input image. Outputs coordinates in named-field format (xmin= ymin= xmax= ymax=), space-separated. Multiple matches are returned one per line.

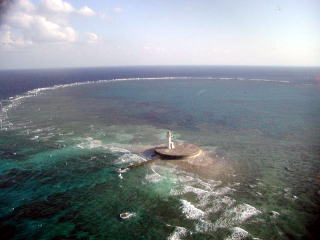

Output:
xmin=11 ymin=0 xmax=35 ymax=12
xmin=39 ymin=0 xmax=74 ymax=14
xmin=39 ymin=0 xmax=95 ymax=16
xmin=30 ymin=16 xmax=77 ymax=42
xmin=113 ymin=8 xmax=123 ymax=13
xmin=6 ymin=11 xmax=34 ymax=28
xmin=78 ymin=6 xmax=95 ymax=16
xmin=0 ymin=0 xmax=96 ymax=49
xmin=0 ymin=28 xmax=33 ymax=49
xmin=86 ymin=32 xmax=98 ymax=43
xmin=0 ymin=0 xmax=11 ymax=18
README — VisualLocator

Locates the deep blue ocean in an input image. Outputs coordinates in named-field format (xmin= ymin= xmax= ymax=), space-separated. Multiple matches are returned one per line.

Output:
xmin=0 ymin=66 xmax=320 ymax=240
xmin=1 ymin=66 xmax=319 ymax=100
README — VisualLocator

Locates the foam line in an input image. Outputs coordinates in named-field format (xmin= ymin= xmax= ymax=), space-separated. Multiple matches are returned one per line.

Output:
xmin=0 ymin=75 xmax=293 ymax=130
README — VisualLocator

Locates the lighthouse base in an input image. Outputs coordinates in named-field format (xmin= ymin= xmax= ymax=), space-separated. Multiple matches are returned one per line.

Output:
xmin=154 ymin=143 xmax=201 ymax=159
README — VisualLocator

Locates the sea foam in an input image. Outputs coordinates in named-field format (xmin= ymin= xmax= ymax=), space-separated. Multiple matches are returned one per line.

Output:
xmin=167 ymin=227 xmax=188 ymax=240
xmin=180 ymin=199 xmax=205 ymax=220
xmin=214 ymin=203 xmax=261 ymax=228
xmin=225 ymin=227 xmax=250 ymax=240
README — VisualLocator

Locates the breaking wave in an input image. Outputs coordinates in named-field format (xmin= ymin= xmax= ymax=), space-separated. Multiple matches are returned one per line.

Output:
xmin=167 ymin=226 xmax=188 ymax=240
xmin=156 ymin=164 xmax=263 ymax=238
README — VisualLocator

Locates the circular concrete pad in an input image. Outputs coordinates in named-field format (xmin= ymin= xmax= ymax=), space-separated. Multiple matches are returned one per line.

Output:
xmin=154 ymin=143 xmax=201 ymax=159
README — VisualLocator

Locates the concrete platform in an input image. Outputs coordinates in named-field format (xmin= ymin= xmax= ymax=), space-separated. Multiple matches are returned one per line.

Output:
xmin=154 ymin=143 xmax=201 ymax=159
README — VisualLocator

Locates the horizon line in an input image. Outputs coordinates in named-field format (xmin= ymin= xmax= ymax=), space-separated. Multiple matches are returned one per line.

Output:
xmin=1 ymin=64 xmax=320 ymax=71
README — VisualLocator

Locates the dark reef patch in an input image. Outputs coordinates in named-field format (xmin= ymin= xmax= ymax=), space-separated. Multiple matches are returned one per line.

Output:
xmin=2 ymin=192 xmax=75 ymax=221
xmin=0 ymin=168 xmax=33 ymax=188
xmin=0 ymin=224 xmax=16 ymax=240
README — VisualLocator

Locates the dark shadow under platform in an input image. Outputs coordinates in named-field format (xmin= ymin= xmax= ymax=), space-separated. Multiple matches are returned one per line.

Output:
xmin=154 ymin=143 xmax=201 ymax=159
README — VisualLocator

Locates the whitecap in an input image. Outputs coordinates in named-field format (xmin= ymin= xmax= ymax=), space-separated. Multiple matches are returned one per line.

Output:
xmin=76 ymin=137 xmax=103 ymax=149
xmin=170 ymin=185 xmax=208 ymax=196
xmin=196 ymin=187 xmax=235 ymax=207
xmin=225 ymin=227 xmax=250 ymax=240
xmin=214 ymin=203 xmax=261 ymax=228
xmin=145 ymin=173 xmax=164 ymax=183
xmin=76 ymin=137 xmax=130 ymax=154
xmin=180 ymin=199 xmax=205 ymax=220
xmin=176 ymin=175 xmax=195 ymax=183
xmin=117 ymin=153 xmax=146 ymax=164
xmin=30 ymin=135 xmax=39 ymax=140
xmin=167 ymin=227 xmax=188 ymax=240
xmin=211 ymin=187 xmax=235 ymax=196
xmin=32 ymin=128 xmax=43 ymax=133
xmin=198 ymin=195 xmax=236 ymax=213
xmin=107 ymin=145 xmax=130 ymax=154
xmin=116 ymin=168 xmax=129 ymax=174
xmin=195 ymin=219 xmax=214 ymax=233
xmin=271 ymin=211 xmax=280 ymax=218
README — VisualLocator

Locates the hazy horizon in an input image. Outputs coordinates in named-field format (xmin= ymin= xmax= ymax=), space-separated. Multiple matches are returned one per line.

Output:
xmin=1 ymin=64 xmax=320 ymax=72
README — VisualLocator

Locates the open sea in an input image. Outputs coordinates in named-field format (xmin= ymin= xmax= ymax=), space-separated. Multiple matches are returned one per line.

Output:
xmin=0 ymin=66 xmax=320 ymax=240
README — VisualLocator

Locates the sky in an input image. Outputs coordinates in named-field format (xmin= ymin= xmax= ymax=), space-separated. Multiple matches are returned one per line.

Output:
xmin=0 ymin=0 xmax=319 ymax=69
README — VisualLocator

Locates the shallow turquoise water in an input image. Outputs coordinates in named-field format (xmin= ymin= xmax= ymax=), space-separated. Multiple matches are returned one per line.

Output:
xmin=0 ymin=78 xmax=320 ymax=239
